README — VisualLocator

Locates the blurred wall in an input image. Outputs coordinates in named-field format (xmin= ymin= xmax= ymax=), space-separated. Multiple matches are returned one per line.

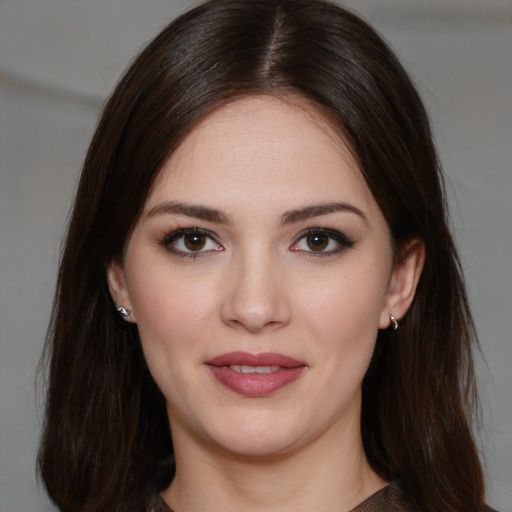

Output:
xmin=0 ymin=1 xmax=510 ymax=510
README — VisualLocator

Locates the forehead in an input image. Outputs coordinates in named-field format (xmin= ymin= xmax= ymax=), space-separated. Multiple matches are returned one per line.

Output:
xmin=175 ymin=95 xmax=352 ymax=158
xmin=145 ymin=95 xmax=378 ymax=222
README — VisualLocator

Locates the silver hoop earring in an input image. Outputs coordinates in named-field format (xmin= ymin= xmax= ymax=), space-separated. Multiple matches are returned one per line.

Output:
xmin=117 ymin=306 xmax=131 ymax=318
xmin=389 ymin=314 xmax=399 ymax=331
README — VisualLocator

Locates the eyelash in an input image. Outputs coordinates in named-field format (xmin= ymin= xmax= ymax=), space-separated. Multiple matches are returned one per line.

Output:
xmin=160 ymin=227 xmax=222 ymax=259
xmin=159 ymin=226 xmax=354 ymax=259
xmin=291 ymin=227 xmax=354 ymax=257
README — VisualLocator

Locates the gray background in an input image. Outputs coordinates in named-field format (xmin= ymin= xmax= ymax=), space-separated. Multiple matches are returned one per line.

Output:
xmin=0 ymin=1 xmax=510 ymax=510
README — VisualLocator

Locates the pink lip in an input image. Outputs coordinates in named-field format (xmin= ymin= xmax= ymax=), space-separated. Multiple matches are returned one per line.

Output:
xmin=205 ymin=352 xmax=307 ymax=397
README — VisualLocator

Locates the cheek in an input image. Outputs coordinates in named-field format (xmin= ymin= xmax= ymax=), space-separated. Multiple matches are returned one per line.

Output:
xmin=125 ymin=257 xmax=223 ymax=380
xmin=296 ymin=264 xmax=388 ymax=335
xmin=127 ymin=273 xmax=209 ymax=414
xmin=294 ymin=260 xmax=389 ymax=383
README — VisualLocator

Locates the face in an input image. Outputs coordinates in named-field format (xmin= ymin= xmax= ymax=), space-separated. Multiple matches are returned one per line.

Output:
xmin=108 ymin=96 xmax=422 ymax=460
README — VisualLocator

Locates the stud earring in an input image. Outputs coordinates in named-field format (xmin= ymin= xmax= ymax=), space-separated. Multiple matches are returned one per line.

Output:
xmin=117 ymin=306 xmax=131 ymax=318
xmin=389 ymin=314 xmax=399 ymax=331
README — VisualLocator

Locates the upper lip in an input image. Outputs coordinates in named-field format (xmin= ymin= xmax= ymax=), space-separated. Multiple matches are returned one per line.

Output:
xmin=206 ymin=351 xmax=306 ymax=368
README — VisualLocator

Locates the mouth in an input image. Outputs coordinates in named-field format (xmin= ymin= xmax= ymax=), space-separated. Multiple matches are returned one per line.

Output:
xmin=205 ymin=352 xmax=307 ymax=397
xmin=228 ymin=365 xmax=280 ymax=374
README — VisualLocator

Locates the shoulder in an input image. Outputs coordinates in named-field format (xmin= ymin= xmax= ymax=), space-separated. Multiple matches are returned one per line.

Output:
xmin=350 ymin=480 xmax=411 ymax=511
xmin=351 ymin=480 xmax=500 ymax=512
xmin=122 ymin=492 xmax=172 ymax=512
xmin=144 ymin=493 xmax=172 ymax=512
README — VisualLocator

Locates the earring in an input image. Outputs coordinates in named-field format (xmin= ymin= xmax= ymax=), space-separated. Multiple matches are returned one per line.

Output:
xmin=389 ymin=314 xmax=399 ymax=331
xmin=117 ymin=306 xmax=131 ymax=318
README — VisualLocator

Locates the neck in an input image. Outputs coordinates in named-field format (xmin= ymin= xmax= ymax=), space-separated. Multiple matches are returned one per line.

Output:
xmin=162 ymin=415 xmax=387 ymax=512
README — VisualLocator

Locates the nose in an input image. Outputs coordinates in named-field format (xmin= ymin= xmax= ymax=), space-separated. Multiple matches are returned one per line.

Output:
xmin=221 ymin=250 xmax=292 ymax=333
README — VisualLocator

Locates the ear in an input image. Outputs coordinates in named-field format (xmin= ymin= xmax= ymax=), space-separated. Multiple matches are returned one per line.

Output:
xmin=379 ymin=238 xmax=425 ymax=329
xmin=106 ymin=259 xmax=137 ymax=323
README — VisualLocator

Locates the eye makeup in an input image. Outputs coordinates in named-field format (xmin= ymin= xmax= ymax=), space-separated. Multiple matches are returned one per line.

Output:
xmin=158 ymin=223 xmax=355 ymax=261
xmin=290 ymin=227 xmax=355 ymax=257
xmin=159 ymin=226 xmax=223 ymax=258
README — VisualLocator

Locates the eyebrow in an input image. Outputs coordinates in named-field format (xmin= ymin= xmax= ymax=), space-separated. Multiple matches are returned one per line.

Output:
xmin=279 ymin=202 xmax=367 ymax=226
xmin=146 ymin=200 xmax=367 ymax=226
xmin=146 ymin=201 xmax=232 ymax=224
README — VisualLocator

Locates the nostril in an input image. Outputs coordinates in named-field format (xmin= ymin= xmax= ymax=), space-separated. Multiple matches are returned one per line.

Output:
xmin=224 ymin=315 xmax=288 ymax=334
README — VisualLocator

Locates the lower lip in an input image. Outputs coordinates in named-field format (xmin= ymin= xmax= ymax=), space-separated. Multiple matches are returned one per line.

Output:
xmin=207 ymin=365 xmax=305 ymax=396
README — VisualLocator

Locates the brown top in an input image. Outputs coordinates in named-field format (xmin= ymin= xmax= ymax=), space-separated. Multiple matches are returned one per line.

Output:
xmin=145 ymin=481 xmax=409 ymax=511
xmin=146 ymin=479 xmax=497 ymax=512
xmin=145 ymin=480 xmax=498 ymax=511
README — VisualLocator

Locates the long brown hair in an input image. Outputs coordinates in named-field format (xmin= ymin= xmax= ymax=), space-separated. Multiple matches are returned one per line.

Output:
xmin=38 ymin=1 xmax=485 ymax=510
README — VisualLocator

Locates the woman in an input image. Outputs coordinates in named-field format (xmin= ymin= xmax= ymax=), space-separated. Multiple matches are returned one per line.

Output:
xmin=38 ymin=1 xmax=495 ymax=511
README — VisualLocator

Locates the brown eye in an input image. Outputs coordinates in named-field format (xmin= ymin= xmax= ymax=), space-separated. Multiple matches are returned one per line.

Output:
xmin=290 ymin=228 xmax=354 ymax=256
xmin=163 ymin=228 xmax=223 ymax=256
xmin=184 ymin=233 xmax=207 ymax=251
xmin=306 ymin=233 xmax=329 ymax=251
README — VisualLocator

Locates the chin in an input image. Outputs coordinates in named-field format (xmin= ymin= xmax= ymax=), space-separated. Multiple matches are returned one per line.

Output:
xmin=213 ymin=432 xmax=302 ymax=460
xmin=193 ymin=409 xmax=303 ymax=459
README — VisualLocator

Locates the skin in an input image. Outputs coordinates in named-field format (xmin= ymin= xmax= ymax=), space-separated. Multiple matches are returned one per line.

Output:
xmin=108 ymin=96 xmax=424 ymax=512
